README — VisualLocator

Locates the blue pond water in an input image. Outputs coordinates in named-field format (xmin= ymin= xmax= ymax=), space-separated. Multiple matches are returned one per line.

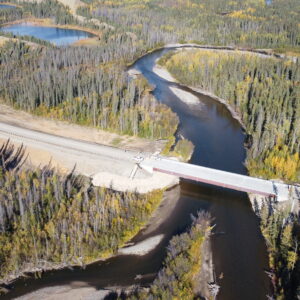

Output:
xmin=0 ymin=4 xmax=15 ymax=8
xmin=1 ymin=23 xmax=94 ymax=45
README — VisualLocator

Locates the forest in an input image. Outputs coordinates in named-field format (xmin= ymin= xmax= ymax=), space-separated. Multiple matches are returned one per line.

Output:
xmin=0 ymin=41 xmax=178 ymax=140
xmin=161 ymin=49 xmax=300 ymax=182
xmin=1 ymin=0 xmax=299 ymax=59
xmin=256 ymin=200 xmax=299 ymax=299
xmin=0 ymin=140 xmax=163 ymax=282
xmin=0 ymin=0 xmax=299 ymax=297
xmin=77 ymin=0 xmax=300 ymax=52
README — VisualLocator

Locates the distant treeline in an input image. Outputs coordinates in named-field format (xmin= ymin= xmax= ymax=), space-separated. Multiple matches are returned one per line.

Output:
xmin=0 ymin=41 xmax=178 ymax=140
xmin=2 ymin=0 xmax=299 ymax=62
xmin=161 ymin=49 xmax=300 ymax=182
xmin=0 ymin=141 xmax=163 ymax=282
xmin=77 ymin=0 xmax=300 ymax=52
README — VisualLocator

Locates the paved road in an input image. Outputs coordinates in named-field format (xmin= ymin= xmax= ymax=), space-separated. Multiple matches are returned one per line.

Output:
xmin=141 ymin=157 xmax=291 ymax=201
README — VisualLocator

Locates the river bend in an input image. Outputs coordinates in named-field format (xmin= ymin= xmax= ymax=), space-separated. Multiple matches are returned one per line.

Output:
xmin=2 ymin=47 xmax=270 ymax=300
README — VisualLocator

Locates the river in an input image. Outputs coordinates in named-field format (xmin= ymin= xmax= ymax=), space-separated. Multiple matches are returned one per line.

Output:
xmin=1 ymin=47 xmax=270 ymax=300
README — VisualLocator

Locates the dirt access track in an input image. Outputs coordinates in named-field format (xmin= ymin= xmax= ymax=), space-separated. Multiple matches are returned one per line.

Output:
xmin=0 ymin=104 xmax=178 ymax=193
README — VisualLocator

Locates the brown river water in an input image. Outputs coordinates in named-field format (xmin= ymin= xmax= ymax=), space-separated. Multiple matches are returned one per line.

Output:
xmin=1 ymin=47 xmax=270 ymax=300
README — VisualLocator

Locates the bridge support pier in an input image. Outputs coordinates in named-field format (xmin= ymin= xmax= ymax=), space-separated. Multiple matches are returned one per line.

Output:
xmin=129 ymin=164 xmax=139 ymax=179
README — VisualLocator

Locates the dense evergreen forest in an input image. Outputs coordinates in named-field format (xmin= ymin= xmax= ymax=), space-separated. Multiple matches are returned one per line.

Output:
xmin=161 ymin=50 xmax=300 ymax=182
xmin=0 ymin=41 xmax=178 ymax=140
xmin=0 ymin=141 xmax=163 ymax=282
xmin=256 ymin=200 xmax=299 ymax=299
xmin=77 ymin=0 xmax=300 ymax=52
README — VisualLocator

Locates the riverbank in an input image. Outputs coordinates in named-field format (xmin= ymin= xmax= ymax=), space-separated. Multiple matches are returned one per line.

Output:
xmin=130 ymin=50 xmax=246 ymax=129
xmin=0 ymin=184 xmax=181 ymax=293
xmin=9 ymin=285 xmax=111 ymax=300
xmin=160 ymin=63 xmax=246 ymax=128
xmin=130 ymin=43 xmax=284 ymax=130
xmin=153 ymin=44 xmax=287 ymax=130
xmin=157 ymin=45 xmax=299 ymax=181
xmin=152 ymin=45 xmax=300 ymax=298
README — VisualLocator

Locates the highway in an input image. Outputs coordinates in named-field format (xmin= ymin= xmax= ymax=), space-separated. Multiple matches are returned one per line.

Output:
xmin=0 ymin=122 xmax=178 ymax=193
xmin=0 ymin=121 xmax=292 ymax=201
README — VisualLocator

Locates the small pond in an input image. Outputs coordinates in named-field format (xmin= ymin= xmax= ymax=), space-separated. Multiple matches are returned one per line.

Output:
xmin=1 ymin=23 xmax=95 ymax=45
xmin=0 ymin=4 xmax=15 ymax=9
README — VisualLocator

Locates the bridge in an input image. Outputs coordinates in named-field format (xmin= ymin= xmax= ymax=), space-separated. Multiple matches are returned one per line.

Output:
xmin=0 ymin=122 xmax=292 ymax=201
xmin=140 ymin=157 xmax=291 ymax=202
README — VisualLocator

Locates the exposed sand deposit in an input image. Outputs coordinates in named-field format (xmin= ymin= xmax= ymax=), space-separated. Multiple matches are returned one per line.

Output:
xmin=14 ymin=285 xmax=111 ymax=300
xmin=152 ymin=65 xmax=176 ymax=82
xmin=169 ymin=86 xmax=200 ymax=105
xmin=118 ymin=234 xmax=164 ymax=256
xmin=92 ymin=171 xmax=178 ymax=193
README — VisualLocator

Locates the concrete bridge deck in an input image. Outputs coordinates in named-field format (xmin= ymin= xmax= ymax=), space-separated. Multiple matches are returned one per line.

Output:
xmin=141 ymin=157 xmax=291 ymax=202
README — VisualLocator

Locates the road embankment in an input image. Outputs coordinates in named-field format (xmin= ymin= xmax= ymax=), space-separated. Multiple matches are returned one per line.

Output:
xmin=0 ymin=104 xmax=179 ymax=193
